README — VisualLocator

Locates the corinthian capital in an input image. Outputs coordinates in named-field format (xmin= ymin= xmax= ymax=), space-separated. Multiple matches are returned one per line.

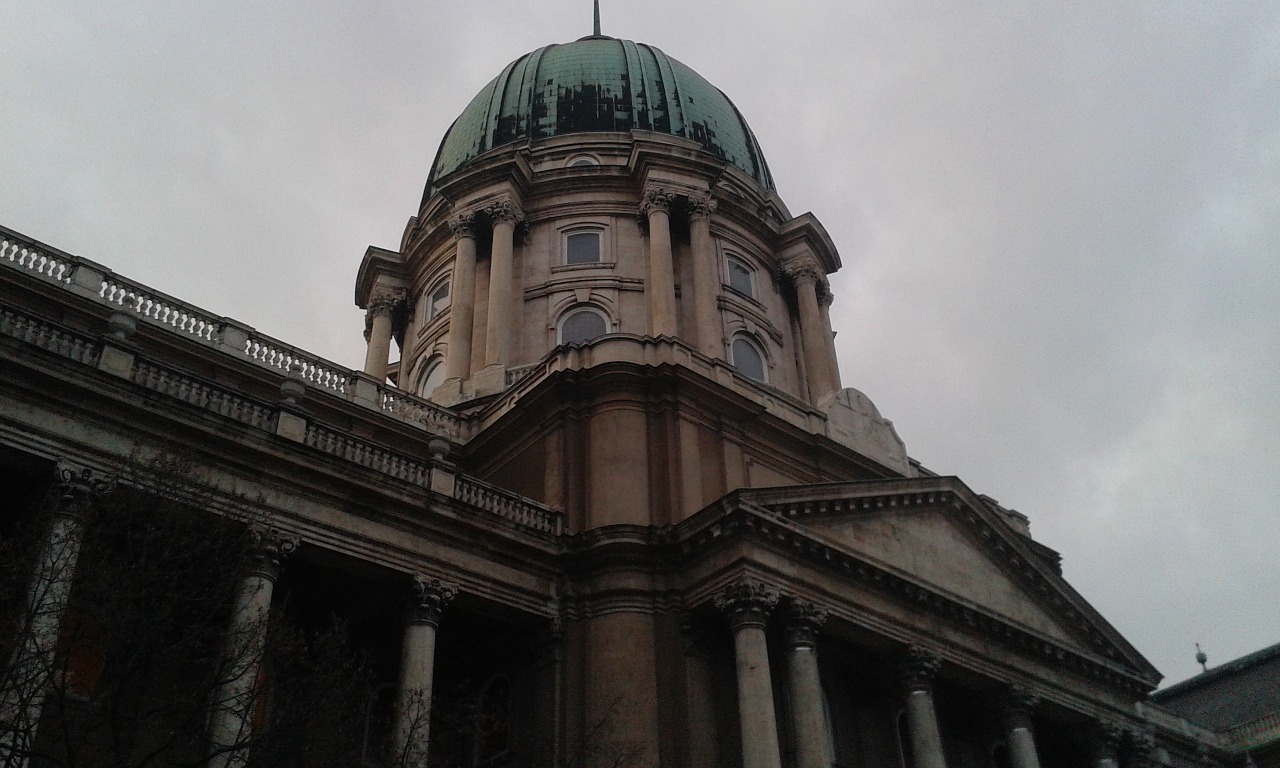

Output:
xmin=640 ymin=186 xmax=675 ymax=217
xmin=900 ymin=645 xmax=942 ymax=693
xmin=1003 ymin=685 xmax=1039 ymax=730
xmin=687 ymin=193 xmax=717 ymax=220
xmin=714 ymin=578 xmax=780 ymax=631
xmin=484 ymin=197 xmax=525 ymax=225
xmin=783 ymin=254 xmax=825 ymax=286
xmin=246 ymin=526 xmax=300 ymax=581
xmin=367 ymin=291 xmax=404 ymax=318
xmin=52 ymin=461 xmax=115 ymax=520
xmin=784 ymin=599 xmax=829 ymax=650
xmin=447 ymin=212 xmax=476 ymax=239
xmin=1089 ymin=720 xmax=1124 ymax=763
xmin=407 ymin=573 xmax=459 ymax=627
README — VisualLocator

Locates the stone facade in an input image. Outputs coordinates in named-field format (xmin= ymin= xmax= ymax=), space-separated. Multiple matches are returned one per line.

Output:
xmin=0 ymin=32 xmax=1246 ymax=768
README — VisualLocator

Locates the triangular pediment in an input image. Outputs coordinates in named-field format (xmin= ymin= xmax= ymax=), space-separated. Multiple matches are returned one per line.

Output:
xmin=743 ymin=477 xmax=1159 ymax=682
xmin=804 ymin=505 xmax=1077 ymax=643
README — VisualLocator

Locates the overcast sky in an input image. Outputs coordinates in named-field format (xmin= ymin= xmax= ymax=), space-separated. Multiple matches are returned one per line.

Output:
xmin=3 ymin=1 xmax=1276 ymax=688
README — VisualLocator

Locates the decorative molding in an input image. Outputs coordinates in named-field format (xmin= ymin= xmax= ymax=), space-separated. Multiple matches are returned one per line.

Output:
xmin=784 ymin=599 xmax=829 ymax=650
xmin=640 ymin=187 xmax=676 ymax=218
xmin=483 ymin=197 xmax=526 ymax=226
xmin=687 ymin=193 xmax=717 ymax=220
xmin=52 ymin=462 xmax=116 ymax=520
xmin=447 ymin=212 xmax=476 ymax=239
xmin=900 ymin=645 xmax=942 ymax=694
xmin=246 ymin=526 xmax=300 ymax=582
xmin=713 ymin=578 xmax=780 ymax=631
xmin=406 ymin=573 xmax=459 ymax=627
xmin=1003 ymin=685 xmax=1040 ymax=731
xmin=783 ymin=254 xmax=824 ymax=286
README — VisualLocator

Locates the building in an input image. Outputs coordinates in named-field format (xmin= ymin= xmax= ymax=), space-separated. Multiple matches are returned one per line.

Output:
xmin=0 ymin=25 xmax=1246 ymax=768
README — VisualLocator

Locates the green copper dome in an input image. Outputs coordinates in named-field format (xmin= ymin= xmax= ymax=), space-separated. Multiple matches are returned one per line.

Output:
xmin=425 ymin=37 xmax=775 ymax=193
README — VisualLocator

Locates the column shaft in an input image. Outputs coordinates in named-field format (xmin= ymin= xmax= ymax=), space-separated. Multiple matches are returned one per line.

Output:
xmin=643 ymin=189 xmax=677 ymax=338
xmin=444 ymin=218 xmax=477 ymax=382
xmin=485 ymin=217 xmax=517 ymax=368
xmin=393 ymin=575 xmax=456 ymax=767
xmin=689 ymin=200 xmax=720 ymax=357
xmin=1004 ymin=688 xmax=1041 ymax=768
xmin=900 ymin=647 xmax=947 ymax=768
xmin=795 ymin=275 xmax=833 ymax=403
xmin=363 ymin=300 xmax=395 ymax=381
xmin=715 ymin=580 xmax=783 ymax=768
xmin=207 ymin=530 xmax=296 ymax=768
xmin=818 ymin=292 xmax=842 ymax=393
xmin=785 ymin=602 xmax=832 ymax=768
xmin=734 ymin=624 xmax=783 ymax=768
xmin=0 ymin=465 xmax=105 ymax=766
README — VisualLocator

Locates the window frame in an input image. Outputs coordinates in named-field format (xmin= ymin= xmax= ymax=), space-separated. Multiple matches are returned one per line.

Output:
xmin=425 ymin=279 xmax=451 ymax=322
xmin=725 ymin=254 xmax=755 ymax=299
xmin=562 ymin=228 xmax=604 ymax=266
xmin=729 ymin=333 xmax=768 ymax=383
xmin=557 ymin=306 xmax=610 ymax=346
xmin=565 ymin=154 xmax=600 ymax=168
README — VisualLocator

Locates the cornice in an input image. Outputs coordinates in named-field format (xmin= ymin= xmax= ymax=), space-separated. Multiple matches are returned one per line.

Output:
xmin=669 ymin=499 xmax=1159 ymax=696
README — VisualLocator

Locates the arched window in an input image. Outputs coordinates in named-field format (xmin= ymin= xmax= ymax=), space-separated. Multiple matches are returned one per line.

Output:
xmin=427 ymin=280 xmax=451 ymax=320
xmin=559 ymin=307 xmax=608 ymax=345
xmin=566 ymin=154 xmax=599 ymax=167
xmin=564 ymin=230 xmax=602 ymax=265
xmin=726 ymin=255 xmax=755 ymax=298
xmin=419 ymin=358 xmax=446 ymax=396
xmin=730 ymin=335 xmax=767 ymax=382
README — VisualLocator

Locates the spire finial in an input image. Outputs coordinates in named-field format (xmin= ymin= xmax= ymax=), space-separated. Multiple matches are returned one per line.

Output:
xmin=593 ymin=0 xmax=601 ymax=36
xmin=1195 ymin=642 xmax=1208 ymax=672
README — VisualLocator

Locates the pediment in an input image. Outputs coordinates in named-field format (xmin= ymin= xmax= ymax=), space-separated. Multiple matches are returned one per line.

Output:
xmin=745 ymin=478 xmax=1159 ymax=682
xmin=804 ymin=505 xmax=1077 ymax=644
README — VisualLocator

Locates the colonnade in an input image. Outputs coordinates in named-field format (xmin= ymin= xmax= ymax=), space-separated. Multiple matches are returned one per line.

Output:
xmin=360 ymin=186 xmax=842 ymax=405
xmin=710 ymin=578 xmax=1135 ymax=768
xmin=0 ymin=464 xmax=460 ymax=768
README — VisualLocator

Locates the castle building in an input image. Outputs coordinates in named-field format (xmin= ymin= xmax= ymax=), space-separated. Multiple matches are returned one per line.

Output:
xmin=0 ymin=25 xmax=1247 ymax=768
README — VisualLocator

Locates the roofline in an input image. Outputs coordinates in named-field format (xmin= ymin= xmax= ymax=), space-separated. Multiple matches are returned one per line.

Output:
xmin=1150 ymin=642 xmax=1280 ymax=701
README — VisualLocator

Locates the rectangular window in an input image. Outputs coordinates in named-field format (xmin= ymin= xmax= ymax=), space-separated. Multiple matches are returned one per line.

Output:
xmin=726 ymin=256 xmax=754 ymax=298
xmin=565 ymin=231 xmax=602 ymax=264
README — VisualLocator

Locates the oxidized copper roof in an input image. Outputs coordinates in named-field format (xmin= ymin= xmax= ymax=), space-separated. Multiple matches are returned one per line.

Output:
xmin=424 ymin=37 xmax=775 ymax=196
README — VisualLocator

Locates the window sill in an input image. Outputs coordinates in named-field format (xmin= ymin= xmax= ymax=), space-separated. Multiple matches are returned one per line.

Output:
xmin=552 ymin=261 xmax=617 ymax=274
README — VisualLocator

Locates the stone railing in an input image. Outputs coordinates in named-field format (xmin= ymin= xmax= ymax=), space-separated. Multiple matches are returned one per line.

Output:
xmin=100 ymin=273 xmax=222 ymax=343
xmin=1224 ymin=711 xmax=1280 ymax=749
xmin=0 ymin=306 xmax=100 ymax=367
xmin=132 ymin=360 xmax=277 ymax=431
xmin=454 ymin=475 xmax=562 ymax=535
xmin=378 ymin=384 xmax=462 ymax=436
xmin=1 ymin=228 xmax=77 ymax=283
xmin=0 ymin=225 xmax=458 ymax=433
xmin=242 ymin=335 xmax=354 ymax=396
xmin=505 ymin=362 xmax=540 ymax=387
xmin=303 ymin=423 xmax=431 ymax=487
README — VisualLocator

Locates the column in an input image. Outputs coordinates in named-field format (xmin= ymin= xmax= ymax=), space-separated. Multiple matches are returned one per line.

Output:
xmin=363 ymin=293 xmax=398 ymax=381
xmin=394 ymin=574 xmax=458 ymax=767
xmin=483 ymin=199 xmax=524 ymax=369
xmin=785 ymin=600 xmax=833 ymax=768
xmin=641 ymin=187 xmax=677 ymax=338
xmin=817 ymin=288 xmax=842 ymax=393
xmin=444 ymin=213 xmax=477 ymax=382
xmin=1088 ymin=720 xmax=1123 ymax=768
xmin=714 ymin=579 xmax=783 ymax=768
xmin=0 ymin=463 xmax=111 ymax=767
xmin=786 ymin=256 xmax=834 ymax=404
xmin=1003 ymin=687 xmax=1042 ymax=768
xmin=688 ymin=194 xmax=721 ymax=357
xmin=207 ymin=527 xmax=298 ymax=768
xmin=899 ymin=646 xmax=947 ymax=768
